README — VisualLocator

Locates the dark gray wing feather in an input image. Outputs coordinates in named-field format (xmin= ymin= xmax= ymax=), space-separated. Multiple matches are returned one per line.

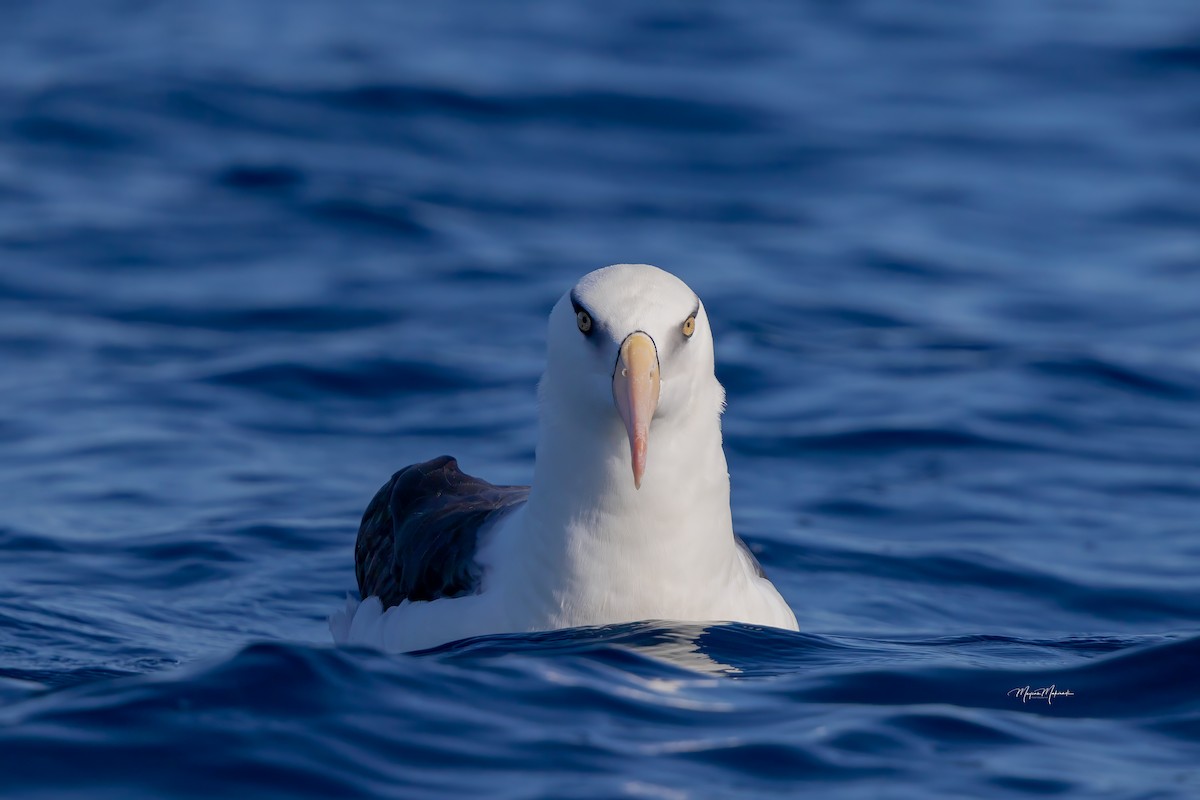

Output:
xmin=355 ymin=455 xmax=529 ymax=609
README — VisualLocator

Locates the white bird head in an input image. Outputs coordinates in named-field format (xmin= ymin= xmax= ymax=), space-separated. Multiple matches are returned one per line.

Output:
xmin=540 ymin=264 xmax=724 ymax=490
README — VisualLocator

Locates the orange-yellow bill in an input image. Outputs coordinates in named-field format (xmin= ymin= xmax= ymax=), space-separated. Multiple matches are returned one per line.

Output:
xmin=612 ymin=332 xmax=660 ymax=489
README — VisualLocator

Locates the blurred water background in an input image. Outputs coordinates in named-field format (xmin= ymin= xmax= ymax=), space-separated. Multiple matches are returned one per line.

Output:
xmin=1 ymin=1 xmax=1199 ymax=797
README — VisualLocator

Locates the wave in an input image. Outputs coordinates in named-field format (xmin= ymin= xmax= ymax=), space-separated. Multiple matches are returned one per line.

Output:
xmin=1 ymin=630 xmax=1195 ymax=797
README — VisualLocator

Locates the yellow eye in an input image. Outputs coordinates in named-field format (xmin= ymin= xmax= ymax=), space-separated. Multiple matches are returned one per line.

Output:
xmin=576 ymin=310 xmax=593 ymax=333
xmin=682 ymin=315 xmax=696 ymax=337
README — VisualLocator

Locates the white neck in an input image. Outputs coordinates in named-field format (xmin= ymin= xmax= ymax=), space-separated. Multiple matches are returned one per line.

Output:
xmin=509 ymin=378 xmax=740 ymax=624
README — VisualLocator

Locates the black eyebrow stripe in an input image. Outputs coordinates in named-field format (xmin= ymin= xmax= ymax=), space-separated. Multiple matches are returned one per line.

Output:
xmin=570 ymin=290 xmax=597 ymax=337
xmin=678 ymin=298 xmax=700 ymax=342
xmin=568 ymin=291 xmax=697 ymax=337
xmin=569 ymin=289 xmax=590 ymax=316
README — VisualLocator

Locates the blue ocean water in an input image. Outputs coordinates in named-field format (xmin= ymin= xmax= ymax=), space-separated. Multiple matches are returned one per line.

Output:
xmin=1 ymin=0 xmax=1199 ymax=797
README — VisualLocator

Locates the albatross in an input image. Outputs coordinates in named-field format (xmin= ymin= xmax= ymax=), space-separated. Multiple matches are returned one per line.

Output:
xmin=330 ymin=264 xmax=797 ymax=652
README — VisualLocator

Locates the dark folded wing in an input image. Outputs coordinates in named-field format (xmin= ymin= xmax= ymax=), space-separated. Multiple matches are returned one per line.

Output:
xmin=355 ymin=455 xmax=530 ymax=609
